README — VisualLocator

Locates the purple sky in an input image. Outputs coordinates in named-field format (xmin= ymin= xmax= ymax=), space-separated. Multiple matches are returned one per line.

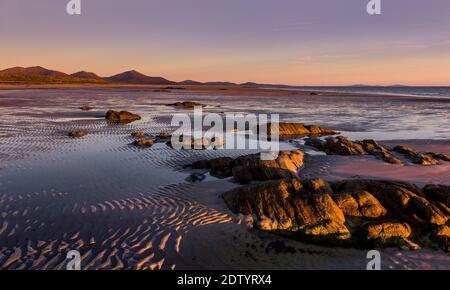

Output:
xmin=1 ymin=0 xmax=450 ymax=85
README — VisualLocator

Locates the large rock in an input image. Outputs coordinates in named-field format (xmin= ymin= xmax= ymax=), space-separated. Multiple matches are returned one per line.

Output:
xmin=323 ymin=136 xmax=366 ymax=155
xmin=433 ymin=225 xmax=450 ymax=252
xmin=365 ymin=222 xmax=412 ymax=240
xmin=333 ymin=191 xmax=387 ymax=218
xmin=393 ymin=146 xmax=439 ymax=165
xmin=422 ymin=184 xmax=450 ymax=207
xmin=266 ymin=122 xmax=337 ymax=138
xmin=222 ymin=178 xmax=345 ymax=232
xmin=192 ymin=150 xmax=304 ymax=183
xmin=106 ymin=110 xmax=141 ymax=124
xmin=232 ymin=150 xmax=304 ymax=183
xmin=331 ymin=180 xmax=448 ymax=226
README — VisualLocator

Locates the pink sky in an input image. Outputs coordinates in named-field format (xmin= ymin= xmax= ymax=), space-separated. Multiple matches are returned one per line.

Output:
xmin=1 ymin=0 xmax=450 ymax=85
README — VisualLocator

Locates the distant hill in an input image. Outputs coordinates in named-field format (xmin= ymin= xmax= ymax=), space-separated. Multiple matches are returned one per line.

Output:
xmin=179 ymin=80 xmax=204 ymax=85
xmin=70 ymin=71 xmax=102 ymax=79
xmin=104 ymin=70 xmax=176 ymax=85
xmin=0 ymin=66 xmax=106 ymax=84
xmin=0 ymin=66 xmax=68 ymax=77
xmin=0 ymin=66 xmax=284 ymax=87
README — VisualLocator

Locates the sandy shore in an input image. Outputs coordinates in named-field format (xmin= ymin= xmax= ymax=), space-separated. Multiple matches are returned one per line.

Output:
xmin=0 ymin=86 xmax=449 ymax=270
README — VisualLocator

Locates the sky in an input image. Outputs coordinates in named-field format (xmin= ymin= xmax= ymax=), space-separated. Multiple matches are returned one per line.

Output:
xmin=1 ymin=0 xmax=450 ymax=86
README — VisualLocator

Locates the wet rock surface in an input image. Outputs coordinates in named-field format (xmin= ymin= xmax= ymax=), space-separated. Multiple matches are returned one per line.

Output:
xmin=222 ymin=178 xmax=450 ymax=250
xmin=393 ymin=146 xmax=439 ymax=165
xmin=191 ymin=150 xmax=304 ymax=183
xmin=266 ymin=122 xmax=338 ymax=138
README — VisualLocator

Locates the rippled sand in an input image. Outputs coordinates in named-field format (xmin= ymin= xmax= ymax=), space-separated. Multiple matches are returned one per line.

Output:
xmin=0 ymin=87 xmax=449 ymax=270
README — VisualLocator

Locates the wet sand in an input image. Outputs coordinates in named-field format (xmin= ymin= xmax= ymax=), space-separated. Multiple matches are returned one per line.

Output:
xmin=0 ymin=86 xmax=449 ymax=270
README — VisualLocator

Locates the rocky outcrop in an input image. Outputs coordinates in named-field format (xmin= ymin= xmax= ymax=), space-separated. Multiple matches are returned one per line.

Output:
xmin=223 ymin=179 xmax=346 ymax=234
xmin=355 ymin=140 xmax=403 ymax=164
xmin=166 ymin=101 xmax=206 ymax=108
xmin=68 ymin=131 xmax=88 ymax=138
xmin=265 ymin=122 xmax=338 ymax=138
xmin=222 ymin=178 xmax=450 ymax=250
xmin=422 ymin=184 xmax=450 ymax=207
xmin=191 ymin=150 xmax=304 ymax=183
xmin=426 ymin=152 xmax=450 ymax=162
xmin=105 ymin=110 xmax=141 ymax=124
xmin=393 ymin=146 xmax=439 ymax=165
xmin=322 ymin=136 xmax=366 ymax=155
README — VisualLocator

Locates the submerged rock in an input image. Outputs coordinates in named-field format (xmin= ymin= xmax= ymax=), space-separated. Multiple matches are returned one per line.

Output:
xmin=105 ymin=110 xmax=141 ymax=124
xmin=68 ymin=131 xmax=88 ymax=138
xmin=393 ymin=146 xmax=439 ymax=165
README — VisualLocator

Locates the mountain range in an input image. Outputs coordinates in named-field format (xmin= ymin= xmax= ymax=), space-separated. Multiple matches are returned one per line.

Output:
xmin=0 ymin=66 xmax=267 ymax=86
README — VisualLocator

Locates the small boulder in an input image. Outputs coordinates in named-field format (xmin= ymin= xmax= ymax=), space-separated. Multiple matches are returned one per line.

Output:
xmin=131 ymin=131 xmax=146 ymax=138
xmin=106 ymin=110 xmax=141 ymax=124
xmin=323 ymin=136 xmax=366 ymax=155
xmin=426 ymin=152 xmax=450 ymax=162
xmin=68 ymin=131 xmax=88 ymax=138
xmin=166 ymin=101 xmax=206 ymax=108
xmin=131 ymin=139 xmax=154 ymax=147
xmin=266 ymin=122 xmax=337 ymax=138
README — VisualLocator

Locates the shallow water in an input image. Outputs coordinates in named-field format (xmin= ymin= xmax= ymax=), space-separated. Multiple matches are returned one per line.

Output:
xmin=0 ymin=88 xmax=449 ymax=270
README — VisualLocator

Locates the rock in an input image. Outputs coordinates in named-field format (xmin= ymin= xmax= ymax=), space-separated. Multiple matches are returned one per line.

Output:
xmin=433 ymin=225 xmax=450 ymax=252
xmin=331 ymin=179 xmax=448 ymax=226
xmin=167 ymin=136 xmax=224 ymax=150
xmin=106 ymin=110 xmax=141 ymax=124
xmin=304 ymin=137 xmax=325 ymax=150
xmin=222 ymin=178 xmax=345 ymax=231
xmin=301 ymin=219 xmax=351 ymax=240
xmin=166 ymin=101 xmax=206 ymax=108
xmin=266 ymin=122 xmax=338 ymax=138
xmin=393 ymin=146 xmax=439 ymax=165
xmin=231 ymin=150 xmax=304 ymax=183
xmin=131 ymin=139 xmax=154 ymax=147
xmin=79 ymin=106 xmax=94 ymax=111
xmin=356 ymin=140 xmax=402 ymax=164
xmin=426 ymin=152 xmax=450 ymax=162
xmin=333 ymin=191 xmax=387 ymax=218
xmin=191 ymin=157 xmax=234 ymax=178
xmin=185 ymin=173 xmax=206 ymax=183
xmin=68 ymin=131 xmax=88 ymax=138
xmin=131 ymin=131 xmax=146 ymax=138
xmin=365 ymin=222 xmax=412 ymax=240
xmin=323 ymin=136 xmax=366 ymax=155
xmin=157 ymin=132 xmax=172 ymax=139
xmin=400 ymin=238 xmax=421 ymax=250
xmin=422 ymin=184 xmax=450 ymax=207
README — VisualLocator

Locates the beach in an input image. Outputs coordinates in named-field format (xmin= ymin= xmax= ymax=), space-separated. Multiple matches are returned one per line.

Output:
xmin=0 ymin=85 xmax=449 ymax=270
